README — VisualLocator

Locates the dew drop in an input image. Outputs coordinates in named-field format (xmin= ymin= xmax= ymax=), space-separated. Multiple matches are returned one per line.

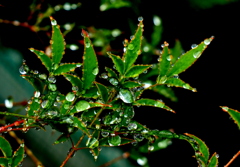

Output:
xmin=92 ymin=67 xmax=99 ymax=75
xmin=85 ymin=42 xmax=91 ymax=48
xmin=112 ymin=29 xmax=121 ymax=37
xmin=48 ymin=84 xmax=57 ymax=91
xmin=159 ymin=75 xmax=167 ymax=84
xmin=216 ymin=154 xmax=219 ymax=158
xmin=51 ymin=19 xmax=57 ymax=26
xmin=109 ymin=78 xmax=118 ymax=86
xmin=193 ymin=51 xmax=201 ymax=58
xmin=69 ymin=44 xmax=79 ymax=51
xmin=108 ymin=136 xmax=121 ymax=146
xmin=153 ymin=15 xmax=161 ymax=26
xmin=119 ymin=89 xmax=133 ymax=103
xmin=39 ymin=74 xmax=47 ymax=80
xmin=127 ymin=123 xmax=137 ymax=130
xmin=72 ymin=86 xmax=78 ymax=92
xmin=127 ymin=44 xmax=134 ymax=50
xmin=148 ymin=145 xmax=154 ymax=151
xmin=191 ymin=44 xmax=198 ymax=49
xmin=19 ymin=65 xmax=29 ymax=74
xmin=130 ymin=35 xmax=135 ymax=40
xmin=20 ymin=143 xmax=24 ymax=147
xmin=41 ymin=100 xmax=49 ymax=108
xmin=138 ymin=16 xmax=144 ymax=21
xmin=101 ymin=73 xmax=108 ymax=79
xmin=75 ymin=100 xmax=90 ymax=112
xmin=222 ymin=106 xmax=229 ymax=111
xmin=48 ymin=76 xmax=56 ymax=83
xmin=101 ymin=131 xmax=109 ymax=137
xmin=137 ymin=157 xmax=148 ymax=166
xmin=204 ymin=38 xmax=211 ymax=45
xmin=66 ymin=92 xmax=75 ymax=102
xmin=63 ymin=2 xmax=71 ymax=11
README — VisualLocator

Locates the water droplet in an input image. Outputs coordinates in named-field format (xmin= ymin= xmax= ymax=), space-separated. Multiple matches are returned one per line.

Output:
xmin=92 ymin=67 xmax=99 ymax=75
xmin=134 ymin=134 xmax=144 ymax=142
xmin=63 ymin=2 xmax=71 ymax=10
xmin=48 ymin=84 xmax=57 ymax=91
xmin=69 ymin=44 xmax=79 ymax=51
xmin=33 ymin=70 xmax=39 ymax=74
xmin=193 ymin=51 xmax=201 ymax=58
xmin=138 ymin=16 xmax=144 ymax=21
xmin=112 ymin=29 xmax=121 ymax=37
xmin=222 ymin=106 xmax=228 ymax=111
xmin=137 ymin=157 xmax=148 ymax=166
xmin=166 ymin=55 xmax=172 ymax=61
xmin=39 ymin=74 xmax=47 ymax=80
xmin=72 ymin=86 xmax=78 ymax=92
xmin=108 ymin=136 xmax=121 ymax=146
xmin=4 ymin=98 xmax=13 ymax=108
xmin=128 ymin=44 xmax=134 ymax=50
xmin=119 ymin=89 xmax=133 ymax=103
xmin=85 ymin=41 xmax=91 ymax=48
xmin=66 ymin=92 xmax=75 ymax=102
xmin=130 ymin=35 xmax=135 ymax=40
xmin=48 ymin=76 xmax=56 ymax=83
xmin=109 ymin=78 xmax=118 ymax=85
xmin=153 ymin=15 xmax=161 ymax=26
xmin=191 ymin=44 xmax=198 ymax=49
xmin=148 ymin=145 xmax=154 ymax=151
xmin=100 ymin=73 xmax=108 ymax=79
xmin=141 ymin=129 xmax=149 ymax=134
xmin=183 ymin=84 xmax=190 ymax=89
xmin=143 ymin=45 xmax=150 ymax=52
xmin=204 ymin=38 xmax=211 ymax=45
xmin=20 ymin=143 xmax=24 ymax=147
xmin=47 ymin=110 xmax=58 ymax=117
xmin=51 ymin=19 xmax=57 ymax=26
xmin=124 ymin=106 xmax=135 ymax=119
xmin=143 ymin=70 xmax=148 ymax=74
xmin=19 ymin=65 xmax=29 ymax=74
xmin=159 ymin=75 xmax=167 ymax=84
xmin=101 ymin=131 xmax=109 ymax=137
xmin=216 ymin=154 xmax=219 ymax=158
xmin=41 ymin=100 xmax=49 ymax=108
xmin=173 ymin=74 xmax=179 ymax=79
xmin=25 ymin=106 xmax=30 ymax=111
xmin=75 ymin=100 xmax=90 ymax=112
xmin=127 ymin=123 xmax=137 ymax=130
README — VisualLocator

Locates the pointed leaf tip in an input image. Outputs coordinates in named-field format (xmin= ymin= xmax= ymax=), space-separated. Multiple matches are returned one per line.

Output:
xmin=82 ymin=29 xmax=89 ymax=37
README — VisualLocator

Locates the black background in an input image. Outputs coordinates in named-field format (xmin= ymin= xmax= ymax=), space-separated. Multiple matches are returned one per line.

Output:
xmin=0 ymin=0 xmax=240 ymax=166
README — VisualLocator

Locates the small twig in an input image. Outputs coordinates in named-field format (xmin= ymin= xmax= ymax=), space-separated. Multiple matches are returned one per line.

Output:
xmin=99 ymin=152 xmax=130 ymax=167
xmin=0 ymin=100 xmax=28 ymax=107
xmin=0 ymin=111 xmax=32 ymax=119
xmin=8 ymin=131 xmax=44 ymax=167
xmin=224 ymin=151 xmax=240 ymax=167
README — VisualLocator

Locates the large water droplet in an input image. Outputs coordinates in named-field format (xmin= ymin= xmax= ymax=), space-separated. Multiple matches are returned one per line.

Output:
xmin=34 ymin=91 xmax=40 ymax=98
xmin=204 ymin=38 xmax=211 ymax=45
xmin=124 ymin=106 xmax=135 ymax=119
xmin=4 ymin=98 xmax=13 ymax=108
xmin=134 ymin=134 xmax=144 ymax=142
xmin=48 ymin=76 xmax=56 ymax=83
xmin=153 ymin=15 xmax=161 ymax=26
xmin=159 ymin=75 xmax=167 ymax=84
xmin=72 ymin=86 xmax=78 ymax=92
xmin=101 ymin=131 xmax=109 ymax=137
xmin=101 ymin=73 xmax=108 ymax=79
xmin=51 ymin=19 xmax=57 ymax=26
xmin=127 ymin=123 xmax=137 ymax=130
xmin=92 ymin=67 xmax=99 ymax=75
xmin=75 ymin=100 xmax=90 ymax=112
xmin=138 ymin=16 xmax=144 ymax=21
xmin=109 ymin=78 xmax=118 ymax=85
xmin=193 ymin=51 xmax=201 ymax=58
xmin=41 ymin=100 xmax=49 ymax=108
xmin=128 ymin=44 xmax=134 ymax=50
xmin=112 ymin=29 xmax=121 ymax=37
xmin=148 ymin=145 xmax=154 ymax=151
xmin=85 ymin=42 xmax=91 ymax=48
xmin=19 ymin=65 xmax=29 ymax=74
xmin=108 ymin=136 xmax=121 ymax=146
xmin=119 ymin=89 xmax=133 ymax=103
xmin=48 ymin=84 xmax=57 ymax=91
xmin=137 ymin=157 xmax=148 ymax=166
xmin=66 ymin=92 xmax=75 ymax=102
xmin=39 ymin=74 xmax=47 ymax=80
xmin=191 ymin=44 xmax=198 ymax=49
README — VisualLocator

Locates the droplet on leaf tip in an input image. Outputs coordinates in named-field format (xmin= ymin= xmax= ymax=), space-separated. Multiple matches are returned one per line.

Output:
xmin=191 ymin=44 xmax=198 ymax=49
xmin=138 ymin=16 xmax=144 ymax=21
xmin=222 ymin=106 xmax=228 ymax=111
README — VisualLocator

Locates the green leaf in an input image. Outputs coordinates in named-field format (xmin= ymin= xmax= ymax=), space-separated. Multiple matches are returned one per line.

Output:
xmin=221 ymin=106 xmax=240 ymax=129
xmin=139 ymin=139 xmax=171 ymax=153
xmin=100 ymin=0 xmax=131 ymax=11
xmin=12 ymin=145 xmax=24 ymax=167
xmin=53 ymin=63 xmax=81 ymax=75
xmin=90 ymin=147 xmax=100 ymax=160
xmin=83 ymin=87 xmax=99 ymax=98
xmin=29 ymin=48 xmax=52 ymax=71
xmin=50 ymin=16 xmax=65 ymax=65
xmin=125 ymin=65 xmax=151 ymax=78
xmin=0 ymin=158 xmax=8 ymax=166
xmin=158 ymin=43 xmax=171 ymax=83
xmin=82 ymin=29 xmax=98 ymax=89
xmin=75 ymin=100 xmax=90 ymax=112
xmin=21 ymin=75 xmax=45 ymax=93
xmin=108 ymin=135 xmax=121 ymax=146
xmin=151 ymin=15 xmax=163 ymax=47
xmin=150 ymin=85 xmax=178 ymax=102
xmin=27 ymin=97 xmax=41 ymax=117
xmin=123 ymin=20 xmax=143 ymax=72
xmin=165 ymin=78 xmax=197 ymax=92
xmin=207 ymin=153 xmax=219 ymax=167
xmin=122 ymin=81 xmax=142 ymax=88
xmin=0 ymin=136 xmax=12 ymax=158
xmin=134 ymin=98 xmax=175 ymax=113
xmin=105 ymin=67 xmax=118 ymax=79
xmin=108 ymin=52 xmax=124 ymax=76
xmin=120 ymin=138 xmax=134 ymax=145
xmin=54 ymin=134 xmax=69 ymax=145
xmin=73 ymin=117 xmax=90 ymax=137
xmin=119 ymin=89 xmax=134 ymax=103
xmin=167 ymin=37 xmax=214 ymax=77
xmin=170 ymin=40 xmax=183 ymax=64
xmin=63 ymin=74 xmax=83 ymax=92
xmin=185 ymin=133 xmax=210 ymax=164
xmin=95 ymin=82 xmax=109 ymax=103
xmin=60 ymin=100 xmax=71 ymax=115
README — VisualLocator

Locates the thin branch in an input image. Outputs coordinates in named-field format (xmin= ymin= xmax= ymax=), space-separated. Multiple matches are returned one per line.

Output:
xmin=8 ymin=131 xmax=44 ymax=167
xmin=99 ymin=152 xmax=130 ymax=167
xmin=224 ymin=151 xmax=240 ymax=167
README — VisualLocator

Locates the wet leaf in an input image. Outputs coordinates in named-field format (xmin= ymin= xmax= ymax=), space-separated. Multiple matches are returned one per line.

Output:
xmin=29 ymin=48 xmax=52 ymax=71
xmin=27 ymin=97 xmax=40 ymax=117
xmin=50 ymin=16 xmax=65 ymax=65
xmin=53 ymin=63 xmax=81 ymax=75
xmin=12 ymin=145 xmax=24 ymax=167
xmin=108 ymin=135 xmax=121 ymax=146
xmin=122 ymin=81 xmax=142 ymax=88
xmin=119 ymin=89 xmax=134 ymax=103
xmin=75 ymin=100 xmax=90 ymax=112
xmin=54 ymin=134 xmax=69 ymax=145
xmin=86 ymin=137 xmax=99 ymax=149
xmin=90 ymin=147 xmax=100 ymax=161
xmin=125 ymin=65 xmax=151 ymax=78
xmin=63 ymin=74 xmax=83 ymax=90
xmin=165 ymin=78 xmax=197 ymax=92
xmin=72 ymin=117 xmax=90 ymax=137
xmin=123 ymin=20 xmax=143 ymax=72
xmin=95 ymin=82 xmax=109 ymax=103
xmin=0 ymin=158 xmax=8 ymax=166
xmin=0 ymin=136 xmax=12 ymax=158
xmin=170 ymin=40 xmax=183 ymax=64
xmin=108 ymin=52 xmax=124 ymax=75
xmin=150 ymin=85 xmax=178 ymax=102
xmin=167 ymin=37 xmax=214 ymax=77
xmin=82 ymin=29 xmax=98 ymax=89
xmin=185 ymin=133 xmax=209 ymax=164
xmin=139 ymin=139 xmax=171 ymax=153
xmin=134 ymin=98 xmax=175 ymax=113
xmin=21 ymin=75 xmax=45 ymax=93
xmin=221 ymin=106 xmax=240 ymax=129
xmin=105 ymin=67 xmax=118 ymax=79
xmin=158 ymin=42 xmax=171 ymax=83
xmin=208 ymin=152 xmax=219 ymax=167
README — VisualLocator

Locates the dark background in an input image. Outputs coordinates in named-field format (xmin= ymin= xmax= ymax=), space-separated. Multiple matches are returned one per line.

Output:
xmin=0 ymin=0 xmax=240 ymax=166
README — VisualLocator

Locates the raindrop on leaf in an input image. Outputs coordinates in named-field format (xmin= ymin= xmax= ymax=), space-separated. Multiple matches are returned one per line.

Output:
xmin=66 ymin=92 xmax=75 ymax=102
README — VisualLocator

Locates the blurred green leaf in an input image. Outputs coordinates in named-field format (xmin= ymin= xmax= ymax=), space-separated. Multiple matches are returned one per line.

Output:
xmin=82 ymin=29 xmax=98 ymax=89
xmin=139 ymin=139 xmax=171 ymax=153
xmin=0 ymin=136 xmax=12 ymax=158
xmin=100 ymin=0 xmax=131 ymax=11
xmin=170 ymin=40 xmax=183 ymax=64
xmin=105 ymin=67 xmax=118 ymax=79
xmin=50 ymin=16 xmax=65 ymax=65
xmin=150 ymin=85 xmax=178 ymax=102
xmin=151 ymin=15 xmax=163 ymax=47
xmin=54 ymin=134 xmax=69 ymax=145
xmin=0 ymin=158 xmax=8 ymax=166
xmin=12 ymin=145 xmax=24 ymax=167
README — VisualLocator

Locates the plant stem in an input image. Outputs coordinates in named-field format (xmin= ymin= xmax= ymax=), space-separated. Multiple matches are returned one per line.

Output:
xmin=224 ymin=151 xmax=240 ymax=167
xmin=0 ymin=111 xmax=31 ymax=118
